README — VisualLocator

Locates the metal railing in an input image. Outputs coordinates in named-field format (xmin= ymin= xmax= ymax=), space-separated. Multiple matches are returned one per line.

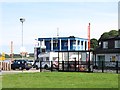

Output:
xmin=37 ymin=61 xmax=120 ymax=74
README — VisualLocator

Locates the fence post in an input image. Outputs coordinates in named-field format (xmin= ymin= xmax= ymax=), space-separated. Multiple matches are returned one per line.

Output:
xmin=51 ymin=61 xmax=53 ymax=72
xmin=116 ymin=61 xmax=118 ymax=74
xmin=75 ymin=59 xmax=76 ymax=72
xmin=62 ymin=61 xmax=64 ymax=71
xmin=58 ymin=52 xmax=59 ymax=71
xmin=88 ymin=51 xmax=91 ymax=73
xmin=68 ymin=52 xmax=69 ymax=71
xmin=78 ymin=52 xmax=79 ymax=72
xmin=102 ymin=61 xmax=104 ymax=73
xmin=40 ymin=61 xmax=42 ymax=72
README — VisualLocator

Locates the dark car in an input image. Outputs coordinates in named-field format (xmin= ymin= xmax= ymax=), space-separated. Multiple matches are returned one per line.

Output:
xmin=11 ymin=60 xmax=32 ymax=70
xmin=27 ymin=60 xmax=34 ymax=66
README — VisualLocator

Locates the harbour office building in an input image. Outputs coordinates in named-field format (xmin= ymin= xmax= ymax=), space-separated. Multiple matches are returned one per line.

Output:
xmin=34 ymin=36 xmax=88 ymax=60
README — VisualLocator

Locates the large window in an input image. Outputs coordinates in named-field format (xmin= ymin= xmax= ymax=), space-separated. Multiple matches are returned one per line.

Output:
xmin=81 ymin=41 xmax=83 ymax=46
xmin=115 ymin=40 xmax=120 ymax=48
xmin=61 ymin=40 xmax=68 ymax=50
xmin=78 ymin=40 xmax=80 ymax=45
xmin=46 ymin=57 xmax=49 ymax=61
xmin=103 ymin=41 xmax=108 ymax=49
xmin=53 ymin=40 xmax=58 ymax=47
xmin=40 ymin=57 xmax=43 ymax=61
xmin=73 ymin=40 xmax=76 ymax=45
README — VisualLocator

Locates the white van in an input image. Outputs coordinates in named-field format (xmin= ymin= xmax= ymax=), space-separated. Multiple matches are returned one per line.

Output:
xmin=34 ymin=52 xmax=59 ymax=69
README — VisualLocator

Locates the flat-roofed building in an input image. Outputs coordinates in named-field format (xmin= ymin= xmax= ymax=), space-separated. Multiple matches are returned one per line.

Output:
xmin=37 ymin=36 xmax=88 ymax=51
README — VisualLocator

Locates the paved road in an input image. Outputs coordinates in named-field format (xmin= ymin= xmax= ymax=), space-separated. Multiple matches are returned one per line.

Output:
xmin=1 ymin=68 xmax=41 ymax=75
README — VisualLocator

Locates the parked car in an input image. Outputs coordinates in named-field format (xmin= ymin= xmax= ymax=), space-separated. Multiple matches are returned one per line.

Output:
xmin=11 ymin=60 xmax=32 ymax=70
xmin=34 ymin=52 xmax=59 ymax=70
xmin=27 ymin=60 xmax=34 ymax=66
xmin=34 ymin=59 xmax=51 ymax=70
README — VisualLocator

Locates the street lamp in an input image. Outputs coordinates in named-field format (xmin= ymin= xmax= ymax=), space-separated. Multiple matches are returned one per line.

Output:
xmin=20 ymin=18 xmax=25 ymax=59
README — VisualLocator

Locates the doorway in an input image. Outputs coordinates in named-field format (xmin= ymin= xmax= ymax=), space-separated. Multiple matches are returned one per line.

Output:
xmin=98 ymin=55 xmax=105 ymax=67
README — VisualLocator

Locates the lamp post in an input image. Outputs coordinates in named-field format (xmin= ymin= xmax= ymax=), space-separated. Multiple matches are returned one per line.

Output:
xmin=20 ymin=18 xmax=25 ymax=59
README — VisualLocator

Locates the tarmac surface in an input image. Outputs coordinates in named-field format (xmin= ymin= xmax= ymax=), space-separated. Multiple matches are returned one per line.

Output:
xmin=1 ymin=68 xmax=42 ymax=75
xmin=1 ymin=68 xmax=119 ymax=75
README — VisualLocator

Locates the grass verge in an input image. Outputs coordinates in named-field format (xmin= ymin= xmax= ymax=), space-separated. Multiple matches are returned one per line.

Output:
xmin=2 ymin=72 xmax=118 ymax=88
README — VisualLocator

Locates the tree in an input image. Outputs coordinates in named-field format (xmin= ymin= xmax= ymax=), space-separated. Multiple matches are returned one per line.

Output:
xmin=109 ymin=30 xmax=118 ymax=37
xmin=100 ymin=32 xmax=110 ymax=39
xmin=99 ymin=30 xmax=118 ymax=40
xmin=90 ymin=38 xmax=98 ymax=50
xmin=5 ymin=54 xmax=11 ymax=58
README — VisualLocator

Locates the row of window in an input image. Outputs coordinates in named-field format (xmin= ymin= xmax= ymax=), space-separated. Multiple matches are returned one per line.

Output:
xmin=40 ymin=40 xmax=87 ymax=47
xmin=103 ymin=40 xmax=120 ymax=49
xmin=51 ymin=40 xmax=86 ymax=46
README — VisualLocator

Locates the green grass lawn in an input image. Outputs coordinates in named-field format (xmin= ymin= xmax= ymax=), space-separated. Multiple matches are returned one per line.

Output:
xmin=2 ymin=72 xmax=118 ymax=88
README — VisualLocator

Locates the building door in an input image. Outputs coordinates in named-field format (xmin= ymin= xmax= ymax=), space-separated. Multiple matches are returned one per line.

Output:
xmin=98 ymin=55 xmax=105 ymax=67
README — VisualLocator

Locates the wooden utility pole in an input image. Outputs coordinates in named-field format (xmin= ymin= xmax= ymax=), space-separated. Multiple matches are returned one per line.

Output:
xmin=11 ymin=41 xmax=13 ymax=61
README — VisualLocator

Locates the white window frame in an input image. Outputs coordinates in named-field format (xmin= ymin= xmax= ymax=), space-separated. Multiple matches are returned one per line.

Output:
xmin=115 ymin=40 xmax=120 ymax=48
xmin=103 ymin=41 xmax=108 ymax=49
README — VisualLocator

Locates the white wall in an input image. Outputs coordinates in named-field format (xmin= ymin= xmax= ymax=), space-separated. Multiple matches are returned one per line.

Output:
xmin=95 ymin=53 xmax=120 ymax=62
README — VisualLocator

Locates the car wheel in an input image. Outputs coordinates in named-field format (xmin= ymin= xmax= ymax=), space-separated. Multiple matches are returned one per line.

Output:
xmin=12 ymin=68 xmax=16 ymax=70
xmin=44 ymin=65 xmax=48 ymax=69
xmin=36 ymin=66 xmax=39 ymax=70
xmin=26 ymin=68 xmax=29 ymax=70
xmin=19 ymin=67 xmax=23 ymax=70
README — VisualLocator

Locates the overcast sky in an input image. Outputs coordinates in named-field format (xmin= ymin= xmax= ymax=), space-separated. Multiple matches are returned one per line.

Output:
xmin=0 ymin=0 xmax=119 ymax=54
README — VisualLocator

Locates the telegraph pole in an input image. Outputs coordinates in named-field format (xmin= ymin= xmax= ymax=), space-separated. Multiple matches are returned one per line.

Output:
xmin=11 ymin=41 xmax=13 ymax=61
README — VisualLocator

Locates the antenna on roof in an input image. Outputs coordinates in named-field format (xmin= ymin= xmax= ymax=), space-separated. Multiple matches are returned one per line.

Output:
xmin=57 ymin=27 xmax=59 ymax=37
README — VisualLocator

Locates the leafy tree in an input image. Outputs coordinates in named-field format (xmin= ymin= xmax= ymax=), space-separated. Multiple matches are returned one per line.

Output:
xmin=5 ymin=54 xmax=10 ymax=58
xmin=90 ymin=38 xmax=98 ymax=50
xmin=100 ymin=32 xmax=110 ymax=39
xmin=99 ymin=30 xmax=118 ymax=40
xmin=109 ymin=30 xmax=118 ymax=37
